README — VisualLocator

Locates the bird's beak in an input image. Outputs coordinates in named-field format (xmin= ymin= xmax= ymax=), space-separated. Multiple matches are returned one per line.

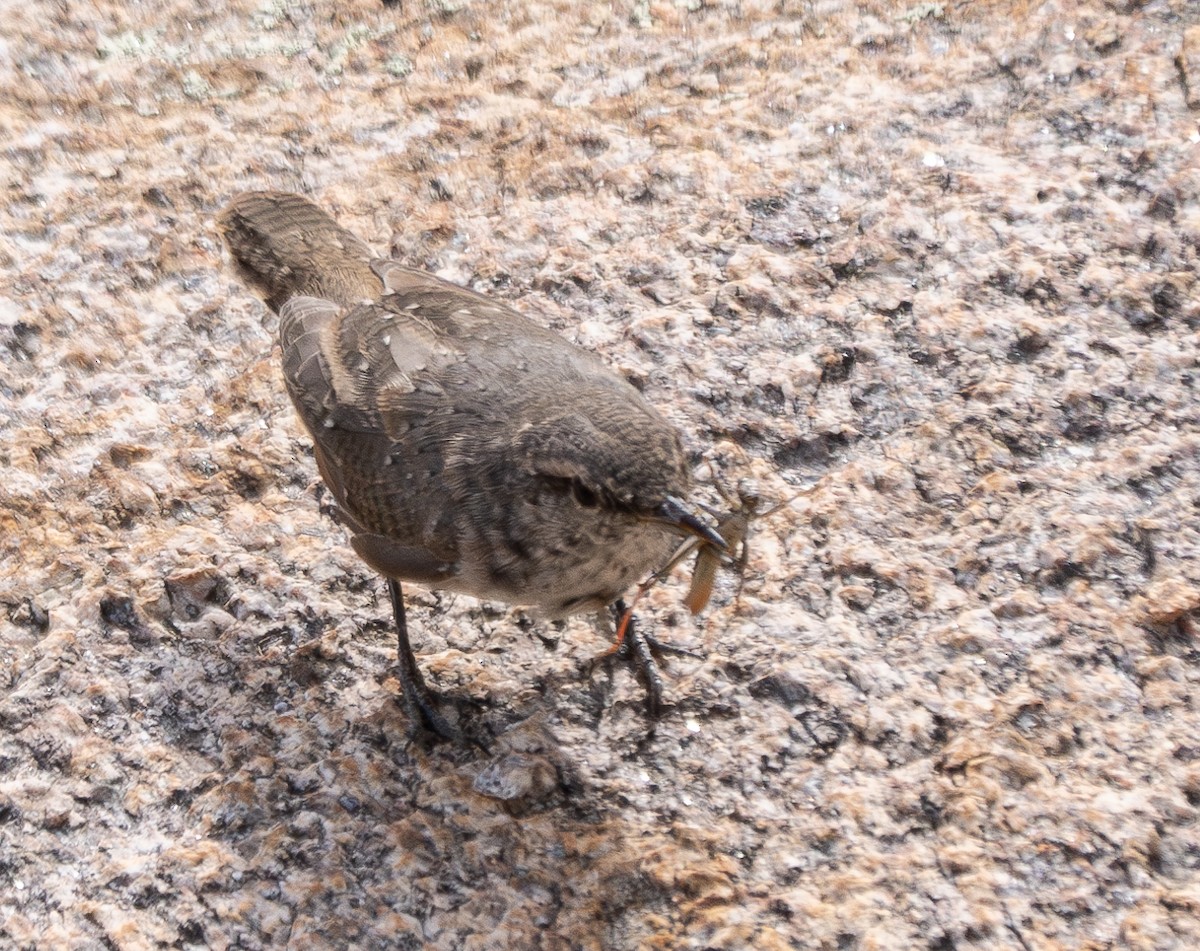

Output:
xmin=652 ymin=496 xmax=728 ymax=550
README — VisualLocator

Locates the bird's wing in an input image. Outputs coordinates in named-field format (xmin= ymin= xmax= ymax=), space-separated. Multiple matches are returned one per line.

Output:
xmin=278 ymin=292 xmax=461 ymax=434
xmin=277 ymin=292 xmax=462 ymax=572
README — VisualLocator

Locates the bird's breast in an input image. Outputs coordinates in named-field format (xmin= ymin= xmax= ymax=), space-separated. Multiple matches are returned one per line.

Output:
xmin=455 ymin=514 xmax=677 ymax=617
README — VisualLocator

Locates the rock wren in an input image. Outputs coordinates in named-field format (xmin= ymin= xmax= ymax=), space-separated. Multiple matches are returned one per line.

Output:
xmin=218 ymin=191 xmax=723 ymax=738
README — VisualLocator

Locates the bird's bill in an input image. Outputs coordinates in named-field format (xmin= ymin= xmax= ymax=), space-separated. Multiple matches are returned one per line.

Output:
xmin=651 ymin=496 xmax=729 ymax=550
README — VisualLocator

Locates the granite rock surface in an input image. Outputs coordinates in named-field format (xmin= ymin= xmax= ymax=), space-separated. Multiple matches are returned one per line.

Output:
xmin=2 ymin=1 xmax=1199 ymax=948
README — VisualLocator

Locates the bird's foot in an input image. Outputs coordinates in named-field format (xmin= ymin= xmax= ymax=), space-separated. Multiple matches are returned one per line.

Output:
xmin=387 ymin=577 xmax=489 ymax=750
xmin=396 ymin=667 xmax=460 ymax=742
xmin=586 ymin=602 xmax=699 ymax=719
xmin=393 ymin=664 xmax=492 ymax=751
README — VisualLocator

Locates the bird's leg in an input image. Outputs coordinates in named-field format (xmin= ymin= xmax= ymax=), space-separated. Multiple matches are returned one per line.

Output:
xmin=588 ymin=599 xmax=698 ymax=718
xmin=387 ymin=578 xmax=461 ymax=742
xmin=608 ymin=599 xmax=665 ymax=718
xmin=611 ymin=597 xmax=703 ymax=661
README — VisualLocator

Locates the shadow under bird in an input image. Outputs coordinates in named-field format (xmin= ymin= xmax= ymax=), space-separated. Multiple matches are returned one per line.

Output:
xmin=218 ymin=191 xmax=724 ymax=740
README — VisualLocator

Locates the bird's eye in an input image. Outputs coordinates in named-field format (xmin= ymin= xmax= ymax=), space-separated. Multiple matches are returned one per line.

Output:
xmin=571 ymin=479 xmax=599 ymax=508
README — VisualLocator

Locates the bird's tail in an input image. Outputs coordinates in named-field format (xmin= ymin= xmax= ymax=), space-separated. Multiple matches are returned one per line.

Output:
xmin=217 ymin=191 xmax=379 ymax=312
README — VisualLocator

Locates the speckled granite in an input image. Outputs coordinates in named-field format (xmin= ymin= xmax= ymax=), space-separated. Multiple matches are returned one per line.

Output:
xmin=2 ymin=1 xmax=1198 ymax=948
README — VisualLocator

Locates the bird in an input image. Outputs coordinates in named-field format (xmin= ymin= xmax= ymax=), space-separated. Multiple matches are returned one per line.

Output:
xmin=217 ymin=191 xmax=725 ymax=740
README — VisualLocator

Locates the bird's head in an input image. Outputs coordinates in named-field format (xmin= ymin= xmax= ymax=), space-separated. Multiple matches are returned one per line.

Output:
xmin=513 ymin=408 xmax=725 ymax=549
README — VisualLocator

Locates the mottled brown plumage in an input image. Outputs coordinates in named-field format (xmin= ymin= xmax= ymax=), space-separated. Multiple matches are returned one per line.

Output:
xmin=218 ymin=191 xmax=722 ymax=738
